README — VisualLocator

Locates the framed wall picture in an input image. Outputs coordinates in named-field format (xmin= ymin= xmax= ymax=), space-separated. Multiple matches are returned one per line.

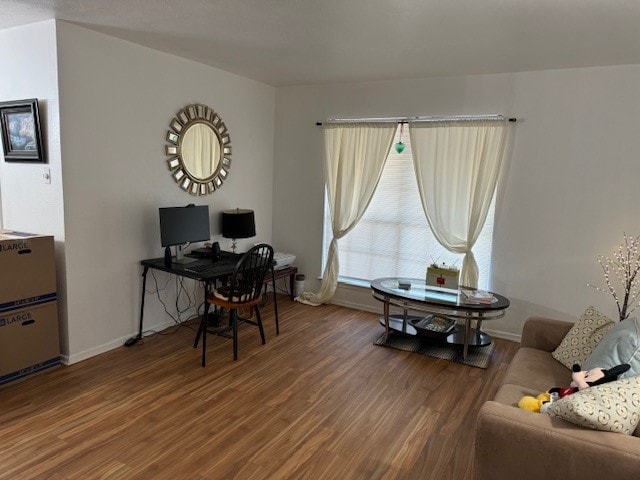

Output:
xmin=0 ymin=99 xmax=45 ymax=163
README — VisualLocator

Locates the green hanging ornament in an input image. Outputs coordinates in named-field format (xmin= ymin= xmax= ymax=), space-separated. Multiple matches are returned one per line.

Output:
xmin=394 ymin=122 xmax=405 ymax=153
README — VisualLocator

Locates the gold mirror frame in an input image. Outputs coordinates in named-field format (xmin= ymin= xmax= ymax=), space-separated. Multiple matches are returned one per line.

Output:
xmin=165 ymin=103 xmax=232 ymax=196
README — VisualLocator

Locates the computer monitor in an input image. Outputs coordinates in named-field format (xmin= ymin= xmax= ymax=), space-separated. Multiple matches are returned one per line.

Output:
xmin=159 ymin=205 xmax=210 ymax=263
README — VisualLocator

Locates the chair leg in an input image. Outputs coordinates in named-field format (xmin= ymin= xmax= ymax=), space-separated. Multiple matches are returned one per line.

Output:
xmin=231 ymin=309 xmax=238 ymax=361
xmin=271 ymin=267 xmax=279 ymax=335
xmin=255 ymin=306 xmax=266 ymax=345
xmin=201 ymin=317 xmax=207 ymax=367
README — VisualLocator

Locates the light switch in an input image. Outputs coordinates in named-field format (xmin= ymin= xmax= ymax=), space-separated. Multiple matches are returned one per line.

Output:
xmin=43 ymin=168 xmax=51 ymax=184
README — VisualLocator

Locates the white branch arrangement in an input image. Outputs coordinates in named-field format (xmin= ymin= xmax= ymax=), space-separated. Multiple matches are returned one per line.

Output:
xmin=588 ymin=233 xmax=640 ymax=321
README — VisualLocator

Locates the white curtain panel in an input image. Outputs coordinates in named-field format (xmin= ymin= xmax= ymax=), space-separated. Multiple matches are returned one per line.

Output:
xmin=409 ymin=120 xmax=511 ymax=288
xmin=297 ymin=123 xmax=396 ymax=306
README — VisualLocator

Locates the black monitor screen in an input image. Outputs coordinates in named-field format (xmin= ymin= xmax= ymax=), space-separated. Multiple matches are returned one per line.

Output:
xmin=159 ymin=205 xmax=210 ymax=247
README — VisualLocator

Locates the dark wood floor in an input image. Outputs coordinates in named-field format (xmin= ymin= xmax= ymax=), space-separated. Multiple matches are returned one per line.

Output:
xmin=0 ymin=298 xmax=518 ymax=480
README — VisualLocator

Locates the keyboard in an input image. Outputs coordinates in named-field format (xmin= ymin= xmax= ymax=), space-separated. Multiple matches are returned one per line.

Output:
xmin=185 ymin=263 xmax=229 ymax=276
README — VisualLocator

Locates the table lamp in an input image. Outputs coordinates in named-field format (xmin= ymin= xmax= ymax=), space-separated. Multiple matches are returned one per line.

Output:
xmin=222 ymin=208 xmax=256 ymax=253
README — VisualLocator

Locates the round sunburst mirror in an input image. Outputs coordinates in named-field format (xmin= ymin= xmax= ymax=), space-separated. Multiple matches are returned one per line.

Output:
xmin=165 ymin=103 xmax=232 ymax=196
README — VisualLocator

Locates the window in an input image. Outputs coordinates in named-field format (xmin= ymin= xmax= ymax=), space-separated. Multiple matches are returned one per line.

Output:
xmin=322 ymin=125 xmax=495 ymax=290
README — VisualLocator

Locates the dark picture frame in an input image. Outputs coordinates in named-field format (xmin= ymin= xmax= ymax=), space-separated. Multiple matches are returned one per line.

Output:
xmin=0 ymin=98 xmax=45 ymax=163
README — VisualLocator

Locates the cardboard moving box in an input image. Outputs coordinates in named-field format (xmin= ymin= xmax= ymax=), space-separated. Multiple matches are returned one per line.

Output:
xmin=0 ymin=302 xmax=60 ymax=385
xmin=0 ymin=230 xmax=60 ymax=385
xmin=0 ymin=230 xmax=57 ymax=304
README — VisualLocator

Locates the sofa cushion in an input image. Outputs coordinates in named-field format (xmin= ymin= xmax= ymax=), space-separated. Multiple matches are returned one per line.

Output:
xmin=546 ymin=376 xmax=640 ymax=435
xmin=551 ymin=306 xmax=615 ymax=369
xmin=583 ymin=317 xmax=640 ymax=378
xmin=503 ymin=347 xmax=572 ymax=393
xmin=493 ymin=383 xmax=542 ymax=407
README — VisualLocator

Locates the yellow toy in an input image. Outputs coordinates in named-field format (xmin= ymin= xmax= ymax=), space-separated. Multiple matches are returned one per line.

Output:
xmin=517 ymin=392 xmax=551 ymax=413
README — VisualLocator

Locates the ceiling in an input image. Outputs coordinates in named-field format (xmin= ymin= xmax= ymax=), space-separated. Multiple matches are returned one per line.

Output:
xmin=3 ymin=0 xmax=640 ymax=87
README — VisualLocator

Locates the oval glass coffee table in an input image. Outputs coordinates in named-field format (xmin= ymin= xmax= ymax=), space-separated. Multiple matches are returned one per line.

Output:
xmin=370 ymin=278 xmax=510 ymax=360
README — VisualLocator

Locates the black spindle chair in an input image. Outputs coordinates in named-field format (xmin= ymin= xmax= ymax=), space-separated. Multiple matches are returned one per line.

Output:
xmin=196 ymin=243 xmax=274 ymax=365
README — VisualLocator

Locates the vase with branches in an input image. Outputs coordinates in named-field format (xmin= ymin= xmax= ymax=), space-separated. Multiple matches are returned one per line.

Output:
xmin=588 ymin=233 xmax=640 ymax=322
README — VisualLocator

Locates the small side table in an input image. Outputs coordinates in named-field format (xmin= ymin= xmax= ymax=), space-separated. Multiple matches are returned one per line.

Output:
xmin=264 ymin=266 xmax=298 ymax=300
xmin=263 ymin=266 xmax=298 ymax=335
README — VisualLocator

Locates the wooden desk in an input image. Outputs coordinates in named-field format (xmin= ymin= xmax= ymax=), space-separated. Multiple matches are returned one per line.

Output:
xmin=263 ymin=266 xmax=298 ymax=300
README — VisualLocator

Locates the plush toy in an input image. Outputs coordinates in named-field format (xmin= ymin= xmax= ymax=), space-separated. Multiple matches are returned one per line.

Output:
xmin=518 ymin=363 xmax=631 ymax=413
xmin=518 ymin=391 xmax=551 ymax=413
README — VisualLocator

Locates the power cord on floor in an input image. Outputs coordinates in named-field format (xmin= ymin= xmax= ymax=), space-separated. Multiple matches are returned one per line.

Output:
xmin=137 ymin=271 xmax=204 ymax=341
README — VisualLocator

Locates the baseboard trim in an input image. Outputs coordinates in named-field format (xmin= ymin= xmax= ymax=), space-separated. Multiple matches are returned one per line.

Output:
xmin=65 ymin=335 xmax=137 ymax=365
xmin=63 ymin=318 xmax=189 ymax=365
xmin=330 ymin=298 xmax=379 ymax=314
xmin=63 ymin=298 xmax=522 ymax=365
xmin=482 ymin=328 xmax=521 ymax=343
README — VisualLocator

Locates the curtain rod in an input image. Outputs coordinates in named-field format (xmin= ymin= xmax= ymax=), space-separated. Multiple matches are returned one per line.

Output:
xmin=315 ymin=115 xmax=517 ymax=126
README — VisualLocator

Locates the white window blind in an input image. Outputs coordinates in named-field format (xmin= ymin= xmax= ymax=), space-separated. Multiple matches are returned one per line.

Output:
xmin=322 ymin=124 xmax=495 ymax=290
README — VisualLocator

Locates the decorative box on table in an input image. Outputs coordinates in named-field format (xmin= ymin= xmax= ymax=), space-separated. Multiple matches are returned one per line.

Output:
xmin=426 ymin=264 xmax=460 ymax=290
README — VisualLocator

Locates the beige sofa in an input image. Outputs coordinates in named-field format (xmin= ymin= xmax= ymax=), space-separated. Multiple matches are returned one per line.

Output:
xmin=474 ymin=317 xmax=640 ymax=480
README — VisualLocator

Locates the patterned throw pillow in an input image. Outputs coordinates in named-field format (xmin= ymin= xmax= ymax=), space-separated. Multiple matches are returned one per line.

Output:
xmin=551 ymin=306 xmax=615 ymax=369
xmin=547 ymin=376 xmax=640 ymax=434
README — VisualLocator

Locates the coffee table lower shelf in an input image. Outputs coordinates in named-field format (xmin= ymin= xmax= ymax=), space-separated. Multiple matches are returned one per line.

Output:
xmin=379 ymin=315 xmax=492 ymax=348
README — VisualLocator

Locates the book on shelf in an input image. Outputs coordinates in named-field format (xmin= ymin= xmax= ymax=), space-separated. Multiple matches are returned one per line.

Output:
xmin=412 ymin=315 xmax=456 ymax=333
xmin=460 ymin=288 xmax=494 ymax=304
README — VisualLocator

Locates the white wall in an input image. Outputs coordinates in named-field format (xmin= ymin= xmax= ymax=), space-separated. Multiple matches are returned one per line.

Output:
xmin=0 ymin=20 xmax=68 ymax=351
xmin=56 ymin=21 xmax=275 ymax=362
xmin=3 ymin=20 xmax=637 ymax=359
xmin=273 ymin=66 xmax=640 ymax=340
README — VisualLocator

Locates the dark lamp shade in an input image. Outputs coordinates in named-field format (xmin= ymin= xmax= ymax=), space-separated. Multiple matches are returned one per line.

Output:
xmin=222 ymin=209 xmax=256 ymax=239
